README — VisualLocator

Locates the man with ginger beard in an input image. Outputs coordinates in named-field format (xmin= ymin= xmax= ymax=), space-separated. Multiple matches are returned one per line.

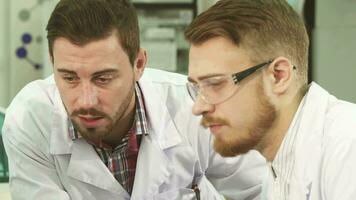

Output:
xmin=1 ymin=0 xmax=266 ymax=199
xmin=185 ymin=0 xmax=356 ymax=199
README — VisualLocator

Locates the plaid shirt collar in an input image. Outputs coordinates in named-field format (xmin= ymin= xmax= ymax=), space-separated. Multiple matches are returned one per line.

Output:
xmin=68 ymin=82 xmax=149 ymax=142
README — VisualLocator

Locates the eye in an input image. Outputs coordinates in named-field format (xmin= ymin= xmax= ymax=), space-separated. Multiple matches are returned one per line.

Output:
xmin=204 ymin=77 xmax=228 ymax=91
xmin=208 ymin=81 xmax=223 ymax=89
xmin=208 ymin=81 xmax=223 ymax=86
xmin=206 ymin=78 xmax=224 ymax=86
xmin=62 ymin=75 xmax=79 ymax=84
xmin=93 ymin=74 xmax=113 ymax=85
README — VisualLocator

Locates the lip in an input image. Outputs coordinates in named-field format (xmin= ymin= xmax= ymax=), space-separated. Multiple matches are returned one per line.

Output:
xmin=208 ymin=124 xmax=224 ymax=135
xmin=78 ymin=116 xmax=104 ymax=128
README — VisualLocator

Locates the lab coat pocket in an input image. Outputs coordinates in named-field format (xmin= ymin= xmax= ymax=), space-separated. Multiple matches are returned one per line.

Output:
xmin=154 ymin=188 xmax=197 ymax=200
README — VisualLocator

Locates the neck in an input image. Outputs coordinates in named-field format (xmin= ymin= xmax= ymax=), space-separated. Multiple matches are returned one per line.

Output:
xmin=257 ymin=93 xmax=304 ymax=161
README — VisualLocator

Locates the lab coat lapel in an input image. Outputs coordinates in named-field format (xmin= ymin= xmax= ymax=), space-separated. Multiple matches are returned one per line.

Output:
xmin=67 ymin=139 xmax=126 ymax=195
xmin=131 ymin=135 xmax=172 ymax=199
xmin=130 ymin=78 xmax=183 ymax=198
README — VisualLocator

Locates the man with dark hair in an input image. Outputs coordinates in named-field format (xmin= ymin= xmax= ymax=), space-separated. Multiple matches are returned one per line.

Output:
xmin=185 ymin=0 xmax=356 ymax=199
xmin=2 ymin=0 xmax=266 ymax=199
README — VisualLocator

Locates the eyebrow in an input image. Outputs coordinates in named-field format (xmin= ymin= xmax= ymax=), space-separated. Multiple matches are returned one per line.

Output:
xmin=187 ymin=73 xmax=227 ymax=83
xmin=57 ymin=68 xmax=76 ymax=75
xmin=56 ymin=68 xmax=119 ymax=76
xmin=92 ymin=69 xmax=119 ymax=76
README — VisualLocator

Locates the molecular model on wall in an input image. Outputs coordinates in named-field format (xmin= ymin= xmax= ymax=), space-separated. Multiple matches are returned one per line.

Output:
xmin=16 ymin=33 xmax=42 ymax=70
xmin=15 ymin=0 xmax=53 ymax=70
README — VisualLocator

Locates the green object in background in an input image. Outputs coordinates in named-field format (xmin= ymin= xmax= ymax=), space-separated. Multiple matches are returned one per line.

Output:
xmin=0 ymin=111 xmax=9 ymax=182
xmin=0 ymin=112 xmax=4 ymax=131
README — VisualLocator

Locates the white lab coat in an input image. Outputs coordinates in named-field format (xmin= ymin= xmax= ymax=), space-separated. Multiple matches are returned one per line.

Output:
xmin=263 ymin=83 xmax=356 ymax=200
xmin=3 ymin=68 xmax=266 ymax=200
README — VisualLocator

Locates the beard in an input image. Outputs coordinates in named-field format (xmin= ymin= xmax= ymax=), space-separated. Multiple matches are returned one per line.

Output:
xmin=203 ymin=81 xmax=277 ymax=157
xmin=70 ymin=80 xmax=136 ymax=142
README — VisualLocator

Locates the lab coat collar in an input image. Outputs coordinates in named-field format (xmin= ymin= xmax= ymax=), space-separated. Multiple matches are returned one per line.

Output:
xmin=263 ymin=82 xmax=331 ymax=199
xmin=294 ymin=82 xmax=329 ymax=173
xmin=289 ymin=82 xmax=330 ymax=198
xmin=49 ymin=88 xmax=73 ymax=155
xmin=65 ymin=134 xmax=175 ymax=198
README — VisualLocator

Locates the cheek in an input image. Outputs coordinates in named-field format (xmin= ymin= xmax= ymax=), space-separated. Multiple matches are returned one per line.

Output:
xmin=100 ymin=84 xmax=132 ymax=112
xmin=98 ymin=91 xmax=120 ymax=110
xmin=220 ymin=91 xmax=260 ymax=129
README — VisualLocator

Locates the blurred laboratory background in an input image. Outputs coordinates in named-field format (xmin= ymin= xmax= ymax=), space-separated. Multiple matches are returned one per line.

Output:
xmin=0 ymin=0 xmax=356 ymax=198
xmin=1 ymin=0 xmax=356 ymax=110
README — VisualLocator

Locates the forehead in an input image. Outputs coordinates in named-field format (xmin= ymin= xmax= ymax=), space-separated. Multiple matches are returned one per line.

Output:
xmin=53 ymin=33 xmax=123 ymax=55
xmin=188 ymin=37 xmax=252 ymax=81
xmin=52 ymin=34 xmax=129 ymax=72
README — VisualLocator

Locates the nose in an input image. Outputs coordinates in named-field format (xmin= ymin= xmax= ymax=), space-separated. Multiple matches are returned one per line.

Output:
xmin=77 ymin=83 xmax=99 ymax=109
xmin=192 ymin=95 xmax=215 ymax=116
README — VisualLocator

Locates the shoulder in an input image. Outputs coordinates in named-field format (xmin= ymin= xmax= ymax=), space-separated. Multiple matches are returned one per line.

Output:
xmin=140 ymin=68 xmax=187 ymax=86
xmin=139 ymin=68 xmax=191 ymax=109
xmin=139 ymin=69 xmax=208 ymax=148
xmin=6 ymin=75 xmax=56 ymax=117
xmin=319 ymin=99 xmax=356 ymax=197
xmin=319 ymin=96 xmax=356 ymax=174
xmin=307 ymin=83 xmax=356 ymax=140
xmin=3 ymin=75 xmax=57 ymax=142
xmin=324 ymin=97 xmax=356 ymax=140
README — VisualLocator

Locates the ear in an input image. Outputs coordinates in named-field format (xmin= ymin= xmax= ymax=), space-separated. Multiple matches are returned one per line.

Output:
xmin=133 ymin=48 xmax=147 ymax=81
xmin=265 ymin=57 xmax=295 ymax=95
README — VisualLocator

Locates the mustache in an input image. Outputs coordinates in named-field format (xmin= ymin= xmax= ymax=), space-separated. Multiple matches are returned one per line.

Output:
xmin=201 ymin=115 xmax=229 ymax=128
xmin=71 ymin=108 xmax=108 ymax=118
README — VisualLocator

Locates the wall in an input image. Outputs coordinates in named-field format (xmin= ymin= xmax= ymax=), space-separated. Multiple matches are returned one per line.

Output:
xmin=197 ymin=0 xmax=217 ymax=13
xmin=42 ymin=0 xmax=59 ymax=78
xmin=0 ymin=0 xmax=10 ymax=108
xmin=313 ymin=0 xmax=356 ymax=103
xmin=0 ymin=0 xmax=57 ymax=108
xmin=8 ymin=0 xmax=49 ymax=102
xmin=2 ymin=0 xmax=356 ymax=107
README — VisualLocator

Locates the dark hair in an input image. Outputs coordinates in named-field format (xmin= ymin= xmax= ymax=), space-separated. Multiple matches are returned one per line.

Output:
xmin=46 ymin=0 xmax=139 ymax=65
xmin=185 ymin=0 xmax=309 ymax=84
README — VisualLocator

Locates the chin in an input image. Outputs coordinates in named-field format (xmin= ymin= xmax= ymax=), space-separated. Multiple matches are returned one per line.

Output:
xmin=213 ymin=133 xmax=259 ymax=157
